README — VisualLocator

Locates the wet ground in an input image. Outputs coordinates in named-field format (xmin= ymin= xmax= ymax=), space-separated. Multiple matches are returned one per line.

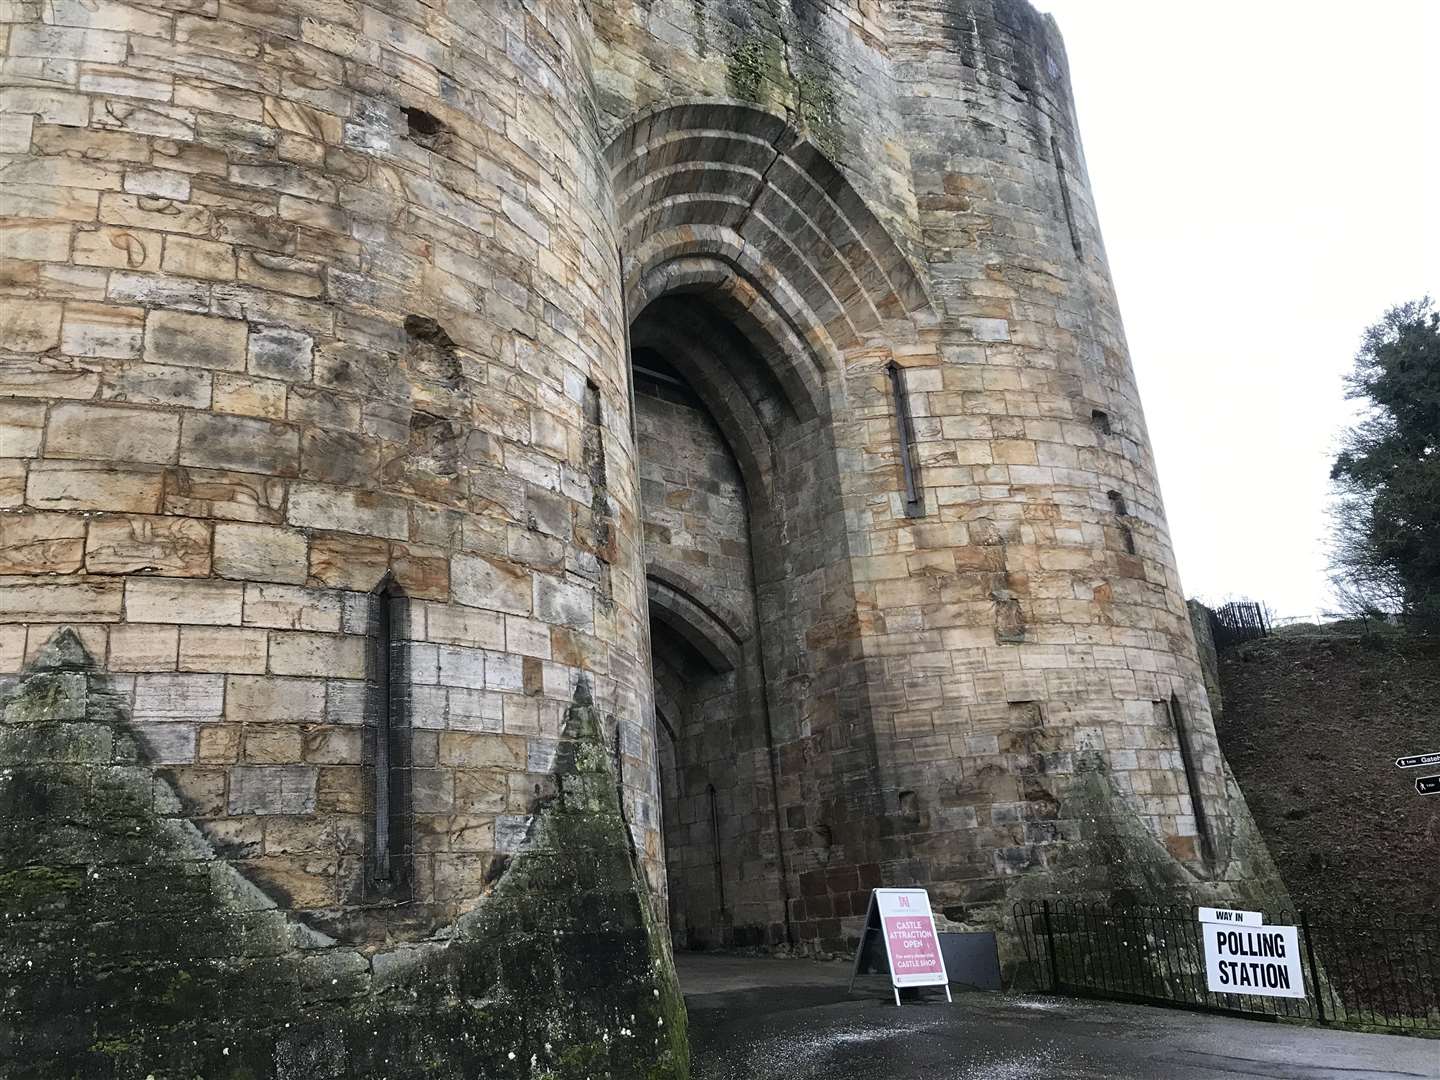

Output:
xmin=679 ymin=955 xmax=1439 ymax=1080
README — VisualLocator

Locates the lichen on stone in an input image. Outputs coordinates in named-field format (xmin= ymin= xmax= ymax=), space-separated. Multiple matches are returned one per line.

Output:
xmin=725 ymin=34 xmax=781 ymax=106
xmin=1003 ymin=751 xmax=1294 ymax=989
xmin=793 ymin=67 xmax=841 ymax=159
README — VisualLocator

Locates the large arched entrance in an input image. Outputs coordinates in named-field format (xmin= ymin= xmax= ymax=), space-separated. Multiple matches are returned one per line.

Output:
xmin=609 ymin=101 xmax=934 ymax=952
xmin=630 ymin=294 xmax=819 ymax=949
xmin=637 ymin=375 xmax=760 ymax=945
xmin=626 ymin=257 xmax=880 ymax=952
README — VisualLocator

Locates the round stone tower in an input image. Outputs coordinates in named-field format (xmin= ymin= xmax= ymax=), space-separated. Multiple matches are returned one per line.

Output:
xmin=872 ymin=0 xmax=1245 ymax=914
xmin=0 ymin=0 xmax=654 ymax=942
xmin=0 ymin=1 xmax=700 ymax=1074
xmin=586 ymin=0 xmax=1282 ymax=948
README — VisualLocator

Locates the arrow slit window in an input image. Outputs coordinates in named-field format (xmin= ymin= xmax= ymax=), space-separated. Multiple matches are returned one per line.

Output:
xmin=367 ymin=573 xmax=411 ymax=895
xmin=1051 ymin=135 xmax=1083 ymax=258
xmin=887 ymin=361 xmax=924 ymax=517
xmin=1168 ymin=694 xmax=1216 ymax=868
xmin=1108 ymin=489 xmax=1137 ymax=555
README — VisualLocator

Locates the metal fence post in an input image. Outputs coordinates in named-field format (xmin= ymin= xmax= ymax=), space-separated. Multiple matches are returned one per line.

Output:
xmin=1042 ymin=900 xmax=1060 ymax=994
xmin=1301 ymin=911 xmax=1326 ymax=1024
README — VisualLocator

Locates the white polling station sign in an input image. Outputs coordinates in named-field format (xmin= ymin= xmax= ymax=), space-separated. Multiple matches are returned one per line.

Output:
xmin=1202 ymin=922 xmax=1305 ymax=998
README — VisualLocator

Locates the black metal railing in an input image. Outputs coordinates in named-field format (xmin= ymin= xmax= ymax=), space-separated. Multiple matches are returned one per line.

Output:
xmin=1013 ymin=900 xmax=1440 ymax=1033
xmin=1210 ymin=601 xmax=1271 ymax=650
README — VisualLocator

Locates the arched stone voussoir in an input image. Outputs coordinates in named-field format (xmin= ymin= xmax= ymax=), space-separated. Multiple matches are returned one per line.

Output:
xmin=616 ymin=161 xmax=762 ymax=225
xmin=608 ymin=99 xmax=935 ymax=357
xmin=624 ymin=225 xmax=842 ymax=390
xmin=623 ymin=191 xmax=753 ymax=247
xmin=631 ymin=260 xmax=824 ymax=432
xmin=604 ymin=98 xmax=792 ymax=170
xmin=613 ymin=136 xmax=773 ymax=206
xmin=646 ymin=569 xmax=747 ymax=675
xmin=778 ymin=140 xmax=934 ymax=318
xmin=628 ymin=302 xmax=777 ymax=503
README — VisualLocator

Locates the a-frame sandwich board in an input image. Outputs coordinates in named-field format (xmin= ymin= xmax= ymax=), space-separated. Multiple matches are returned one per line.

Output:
xmin=848 ymin=888 xmax=952 ymax=1006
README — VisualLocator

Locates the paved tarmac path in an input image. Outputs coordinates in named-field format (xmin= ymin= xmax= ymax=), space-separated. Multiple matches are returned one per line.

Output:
xmin=679 ymin=955 xmax=1439 ymax=1080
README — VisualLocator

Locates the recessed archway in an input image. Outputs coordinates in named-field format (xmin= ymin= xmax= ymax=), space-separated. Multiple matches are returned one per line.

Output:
xmin=630 ymin=273 xmax=857 ymax=951
xmin=632 ymin=327 xmax=791 ymax=949
xmin=611 ymin=101 xmax=934 ymax=952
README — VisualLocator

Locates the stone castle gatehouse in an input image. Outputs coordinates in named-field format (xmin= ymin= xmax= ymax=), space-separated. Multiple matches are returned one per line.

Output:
xmin=0 ymin=1 xmax=1281 ymax=1075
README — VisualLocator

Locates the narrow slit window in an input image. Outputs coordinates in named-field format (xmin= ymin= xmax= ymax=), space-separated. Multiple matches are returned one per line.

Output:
xmin=582 ymin=378 xmax=614 ymax=594
xmin=1051 ymin=134 xmax=1083 ymax=258
xmin=886 ymin=361 xmax=925 ymax=517
xmin=1091 ymin=409 xmax=1111 ymax=436
xmin=367 ymin=572 xmax=411 ymax=895
xmin=621 ymin=246 xmax=638 ymax=444
xmin=1168 ymin=694 xmax=1216 ymax=868
xmin=583 ymin=377 xmax=602 ymax=426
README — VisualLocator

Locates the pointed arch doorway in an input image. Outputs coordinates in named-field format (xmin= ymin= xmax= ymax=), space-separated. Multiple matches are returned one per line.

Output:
xmin=610 ymin=100 xmax=933 ymax=953
xmin=632 ymin=327 xmax=786 ymax=950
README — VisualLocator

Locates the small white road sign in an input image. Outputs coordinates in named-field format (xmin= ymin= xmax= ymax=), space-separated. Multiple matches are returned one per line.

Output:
xmin=1396 ymin=752 xmax=1440 ymax=769
xmin=1197 ymin=907 xmax=1262 ymax=927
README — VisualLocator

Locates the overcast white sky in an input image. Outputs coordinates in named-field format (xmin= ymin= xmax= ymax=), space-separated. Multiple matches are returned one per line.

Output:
xmin=1037 ymin=0 xmax=1440 ymax=619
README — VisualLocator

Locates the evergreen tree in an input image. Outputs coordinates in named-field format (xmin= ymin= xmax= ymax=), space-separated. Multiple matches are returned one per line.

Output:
xmin=1329 ymin=298 xmax=1440 ymax=627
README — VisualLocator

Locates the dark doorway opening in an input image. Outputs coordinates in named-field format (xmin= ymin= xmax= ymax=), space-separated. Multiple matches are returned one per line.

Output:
xmin=635 ymin=338 xmax=780 ymax=950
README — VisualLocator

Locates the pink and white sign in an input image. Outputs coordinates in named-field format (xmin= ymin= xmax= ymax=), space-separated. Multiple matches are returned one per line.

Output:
xmin=876 ymin=888 xmax=949 ymax=987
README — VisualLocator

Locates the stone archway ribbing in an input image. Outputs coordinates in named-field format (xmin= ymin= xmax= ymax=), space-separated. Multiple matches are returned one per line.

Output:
xmin=608 ymin=100 xmax=934 ymax=367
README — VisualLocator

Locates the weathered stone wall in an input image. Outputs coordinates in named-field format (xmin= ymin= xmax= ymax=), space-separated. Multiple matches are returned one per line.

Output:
xmin=872 ymin=0 xmax=1244 ymax=914
xmin=1187 ymin=599 xmax=1224 ymax=720
xmin=591 ymin=0 xmax=1282 ymax=947
xmin=0 ymin=0 xmax=664 ymax=941
xmin=0 ymin=0 xmax=688 ymax=1072
xmin=635 ymin=365 xmax=755 ymax=648
xmin=634 ymin=365 xmax=787 ymax=946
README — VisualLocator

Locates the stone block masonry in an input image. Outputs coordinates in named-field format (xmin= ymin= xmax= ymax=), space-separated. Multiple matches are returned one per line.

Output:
xmin=0 ymin=0 xmax=657 ymax=953
xmin=595 ymin=0 xmax=1286 ymax=955
xmin=0 ymin=0 xmax=687 ymax=1071
xmin=0 ymin=0 xmax=1286 ymax=1068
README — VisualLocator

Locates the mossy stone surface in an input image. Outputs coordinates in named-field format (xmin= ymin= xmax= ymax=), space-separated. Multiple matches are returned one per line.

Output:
xmin=718 ymin=0 xmax=844 ymax=155
xmin=0 ymin=631 xmax=688 ymax=1080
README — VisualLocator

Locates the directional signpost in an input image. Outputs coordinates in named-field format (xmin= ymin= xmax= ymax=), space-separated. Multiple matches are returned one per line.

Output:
xmin=1396 ymin=751 xmax=1440 ymax=796
xmin=1396 ymin=751 xmax=1440 ymax=770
